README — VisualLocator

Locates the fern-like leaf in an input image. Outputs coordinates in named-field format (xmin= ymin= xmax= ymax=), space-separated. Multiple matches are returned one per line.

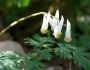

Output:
xmin=24 ymin=34 xmax=56 ymax=48
xmin=73 ymin=51 xmax=90 ymax=70
xmin=54 ymin=43 xmax=73 ymax=60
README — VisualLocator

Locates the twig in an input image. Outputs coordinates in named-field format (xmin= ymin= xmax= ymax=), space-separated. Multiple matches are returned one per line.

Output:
xmin=0 ymin=12 xmax=46 ymax=36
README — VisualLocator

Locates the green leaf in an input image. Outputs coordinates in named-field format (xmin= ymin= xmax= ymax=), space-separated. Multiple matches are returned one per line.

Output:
xmin=42 ymin=43 xmax=54 ymax=48
xmin=34 ymin=48 xmax=41 ymax=53
xmin=43 ymin=37 xmax=56 ymax=43
xmin=54 ymin=47 xmax=73 ymax=60
xmin=32 ymin=34 xmax=43 ymax=42
xmin=81 ymin=53 xmax=90 ymax=59
xmin=24 ymin=52 xmax=45 ymax=70
xmin=17 ymin=0 xmax=30 ymax=7
xmin=73 ymin=51 xmax=90 ymax=70
xmin=24 ymin=60 xmax=45 ymax=70
xmin=56 ymin=43 xmax=90 ymax=70
xmin=54 ymin=43 xmax=73 ymax=60
xmin=25 ymin=53 xmax=37 ymax=61
xmin=17 ymin=1 xmax=21 ymax=8
xmin=33 ymin=34 xmax=56 ymax=43
xmin=40 ymin=49 xmax=53 ymax=61
xmin=0 ymin=51 xmax=22 ymax=60
xmin=23 ymin=0 xmax=30 ymax=7
xmin=0 ymin=51 xmax=23 ymax=70
xmin=58 ymin=43 xmax=76 ymax=51
xmin=24 ymin=37 xmax=40 ymax=47
xmin=24 ymin=34 xmax=56 ymax=48
xmin=3 ymin=59 xmax=20 ymax=70
xmin=0 ymin=62 xmax=4 ymax=70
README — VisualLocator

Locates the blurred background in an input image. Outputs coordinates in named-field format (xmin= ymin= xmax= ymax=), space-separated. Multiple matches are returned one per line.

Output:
xmin=0 ymin=0 xmax=90 ymax=70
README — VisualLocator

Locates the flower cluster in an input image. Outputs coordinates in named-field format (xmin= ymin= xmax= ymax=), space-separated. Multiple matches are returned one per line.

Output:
xmin=40 ymin=10 xmax=71 ymax=42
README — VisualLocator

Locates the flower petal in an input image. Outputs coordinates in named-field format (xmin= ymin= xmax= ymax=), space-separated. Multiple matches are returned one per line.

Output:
xmin=58 ymin=15 xmax=64 ymax=32
xmin=41 ymin=12 xmax=50 ymax=34
xmin=64 ymin=19 xmax=72 ymax=42
xmin=53 ymin=26 xmax=62 ymax=38
xmin=51 ymin=9 xmax=59 ymax=30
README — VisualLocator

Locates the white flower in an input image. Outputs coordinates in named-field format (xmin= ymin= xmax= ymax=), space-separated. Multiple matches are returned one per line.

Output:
xmin=40 ymin=12 xmax=50 ymax=34
xmin=53 ymin=26 xmax=61 ymax=38
xmin=53 ymin=15 xmax=64 ymax=38
xmin=58 ymin=15 xmax=64 ymax=32
xmin=49 ymin=16 xmax=52 ymax=25
xmin=50 ymin=9 xmax=59 ymax=30
xmin=64 ymin=19 xmax=72 ymax=42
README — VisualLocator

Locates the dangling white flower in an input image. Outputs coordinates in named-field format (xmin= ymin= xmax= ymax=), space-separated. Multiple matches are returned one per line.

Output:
xmin=64 ymin=19 xmax=72 ymax=42
xmin=53 ymin=26 xmax=61 ymax=38
xmin=40 ymin=12 xmax=50 ymax=34
xmin=49 ymin=16 xmax=52 ymax=26
xmin=58 ymin=15 xmax=64 ymax=32
xmin=50 ymin=9 xmax=59 ymax=30
xmin=53 ymin=15 xmax=64 ymax=38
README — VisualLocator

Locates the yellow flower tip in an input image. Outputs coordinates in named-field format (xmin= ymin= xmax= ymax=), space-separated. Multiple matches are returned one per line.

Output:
xmin=41 ymin=28 xmax=48 ymax=34
xmin=54 ymin=32 xmax=62 ymax=38
xmin=64 ymin=37 xmax=72 ymax=42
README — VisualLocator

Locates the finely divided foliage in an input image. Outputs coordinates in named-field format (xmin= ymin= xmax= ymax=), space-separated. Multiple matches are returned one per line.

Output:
xmin=25 ymin=34 xmax=90 ymax=70
xmin=0 ymin=34 xmax=90 ymax=70
xmin=0 ymin=10 xmax=90 ymax=70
